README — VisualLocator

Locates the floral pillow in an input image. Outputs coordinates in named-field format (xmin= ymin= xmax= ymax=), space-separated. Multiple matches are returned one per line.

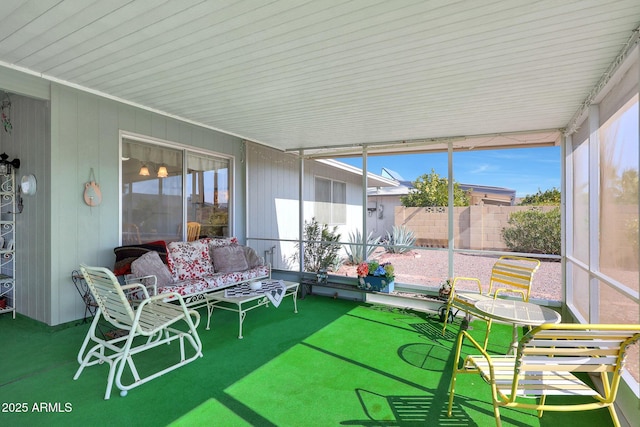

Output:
xmin=167 ymin=239 xmax=215 ymax=281
xmin=131 ymin=251 xmax=173 ymax=288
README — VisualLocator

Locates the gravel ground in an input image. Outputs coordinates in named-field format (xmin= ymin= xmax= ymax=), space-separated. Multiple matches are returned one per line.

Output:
xmin=336 ymin=249 xmax=562 ymax=301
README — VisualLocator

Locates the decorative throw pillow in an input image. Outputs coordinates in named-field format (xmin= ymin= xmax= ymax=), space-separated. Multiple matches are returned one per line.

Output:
xmin=242 ymin=246 xmax=263 ymax=268
xmin=166 ymin=239 xmax=215 ymax=281
xmin=211 ymin=244 xmax=249 ymax=273
xmin=113 ymin=240 xmax=168 ymax=276
xmin=131 ymin=251 xmax=174 ymax=288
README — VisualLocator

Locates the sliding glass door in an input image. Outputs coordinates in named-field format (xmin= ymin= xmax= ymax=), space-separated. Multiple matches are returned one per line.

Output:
xmin=121 ymin=136 xmax=232 ymax=244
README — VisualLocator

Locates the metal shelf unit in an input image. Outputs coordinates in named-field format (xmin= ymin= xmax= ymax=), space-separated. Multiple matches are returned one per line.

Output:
xmin=0 ymin=169 xmax=15 ymax=318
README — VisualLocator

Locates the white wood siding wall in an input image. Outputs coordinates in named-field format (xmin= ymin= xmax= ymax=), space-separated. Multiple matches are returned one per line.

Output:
xmin=49 ymin=84 xmax=246 ymax=325
xmin=246 ymin=142 xmax=364 ymax=271
xmin=2 ymin=70 xmax=247 ymax=325
xmin=0 ymin=93 xmax=50 ymax=323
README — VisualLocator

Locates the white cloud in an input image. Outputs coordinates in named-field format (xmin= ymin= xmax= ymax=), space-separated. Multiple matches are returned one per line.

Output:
xmin=470 ymin=163 xmax=492 ymax=174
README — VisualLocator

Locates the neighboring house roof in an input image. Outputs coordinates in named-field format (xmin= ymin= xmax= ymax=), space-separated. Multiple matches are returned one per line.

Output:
xmin=459 ymin=184 xmax=516 ymax=197
xmin=380 ymin=167 xmax=414 ymax=188
xmin=368 ymin=169 xmax=516 ymax=202
xmin=315 ymin=159 xmax=398 ymax=188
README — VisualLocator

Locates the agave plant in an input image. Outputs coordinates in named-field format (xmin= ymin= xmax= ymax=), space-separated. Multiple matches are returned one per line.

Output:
xmin=345 ymin=229 xmax=380 ymax=264
xmin=385 ymin=225 xmax=416 ymax=254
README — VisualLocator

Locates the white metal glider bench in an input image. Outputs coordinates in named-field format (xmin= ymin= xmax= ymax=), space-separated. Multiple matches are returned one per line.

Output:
xmin=448 ymin=323 xmax=640 ymax=427
xmin=441 ymin=255 xmax=540 ymax=349
xmin=74 ymin=265 xmax=203 ymax=399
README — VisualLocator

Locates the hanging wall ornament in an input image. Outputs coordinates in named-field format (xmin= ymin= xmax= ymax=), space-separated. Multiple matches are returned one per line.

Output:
xmin=83 ymin=168 xmax=102 ymax=207
xmin=1 ymin=93 xmax=12 ymax=134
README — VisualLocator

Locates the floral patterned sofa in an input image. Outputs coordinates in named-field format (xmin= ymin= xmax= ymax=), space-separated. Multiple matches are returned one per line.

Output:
xmin=119 ymin=237 xmax=270 ymax=308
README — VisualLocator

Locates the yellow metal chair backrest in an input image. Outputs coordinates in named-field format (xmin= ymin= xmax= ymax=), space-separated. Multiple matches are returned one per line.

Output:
xmin=186 ymin=222 xmax=201 ymax=241
xmin=448 ymin=323 xmax=640 ymax=427
xmin=486 ymin=255 xmax=541 ymax=300
xmin=442 ymin=255 xmax=541 ymax=349
xmin=517 ymin=324 xmax=639 ymax=378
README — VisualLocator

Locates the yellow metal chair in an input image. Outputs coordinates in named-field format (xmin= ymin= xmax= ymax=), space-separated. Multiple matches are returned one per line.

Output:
xmin=442 ymin=255 xmax=540 ymax=350
xmin=186 ymin=221 xmax=201 ymax=241
xmin=74 ymin=265 xmax=203 ymax=399
xmin=447 ymin=323 xmax=640 ymax=427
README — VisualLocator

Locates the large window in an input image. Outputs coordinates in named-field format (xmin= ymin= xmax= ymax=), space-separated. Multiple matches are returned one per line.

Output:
xmin=315 ymin=177 xmax=346 ymax=224
xmin=187 ymin=152 xmax=230 ymax=237
xmin=121 ymin=135 xmax=232 ymax=244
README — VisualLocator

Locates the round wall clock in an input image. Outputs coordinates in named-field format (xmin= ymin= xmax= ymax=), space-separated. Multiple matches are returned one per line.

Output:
xmin=20 ymin=174 xmax=37 ymax=195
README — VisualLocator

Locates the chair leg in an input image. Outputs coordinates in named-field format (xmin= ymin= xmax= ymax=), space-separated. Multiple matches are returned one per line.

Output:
xmin=483 ymin=319 xmax=493 ymax=351
xmin=447 ymin=370 xmax=458 ymax=417
xmin=607 ymin=403 xmax=621 ymax=427
xmin=74 ymin=311 xmax=102 ymax=369
xmin=447 ymin=332 xmax=466 ymax=417
xmin=492 ymin=401 xmax=503 ymax=427
xmin=537 ymin=394 xmax=546 ymax=417
xmin=442 ymin=302 xmax=452 ymax=335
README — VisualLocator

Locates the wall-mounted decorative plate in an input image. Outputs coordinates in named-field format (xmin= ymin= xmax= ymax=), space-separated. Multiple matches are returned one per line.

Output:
xmin=20 ymin=174 xmax=37 ymax=195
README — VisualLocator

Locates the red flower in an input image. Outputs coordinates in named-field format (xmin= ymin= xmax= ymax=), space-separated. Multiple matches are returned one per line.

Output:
xmin=356 ymin=262 xmax=369 ymax=277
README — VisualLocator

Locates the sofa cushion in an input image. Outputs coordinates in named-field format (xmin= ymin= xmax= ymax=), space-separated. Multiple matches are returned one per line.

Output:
xmin=157 ymin=265 xmax=271 ymax=301
xmin=242 ymin=246 xmax=263 ymax=268
xmin=166 ymin=239 xmax=215 ymax=281
xmin=202 ymin=236 xmax=238 ymax=248
xmin=113 ymin=240 xmax=168 ymax=276
xmin=131 ymin=251 xmax=173 ymax=288
xmin=211 ymin=244 xmax=249 ymax=273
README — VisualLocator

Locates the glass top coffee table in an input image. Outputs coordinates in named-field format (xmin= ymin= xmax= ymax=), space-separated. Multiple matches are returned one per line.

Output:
xmin=474 ymin=299 xmax=561 ymax=353
xmin=205 ymin=280 xmax=299 ymax=339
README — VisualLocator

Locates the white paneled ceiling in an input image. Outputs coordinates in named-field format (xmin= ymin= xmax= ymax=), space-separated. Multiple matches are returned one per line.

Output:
xmin=0 ymin=0 xmax=638 ymax=153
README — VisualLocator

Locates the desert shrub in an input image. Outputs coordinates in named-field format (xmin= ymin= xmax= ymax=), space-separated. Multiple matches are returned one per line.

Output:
xmin=385 ymin=225 xmax=416 ymax=254
xmin=345 ymin=229 xmax=380 ymax=264
xmin=502 ymin=207 xmax=560 ymax=255
xmin=518 ymin=187 xmax=561 ymax=205
xmin=400 ymin=169 xmax=470 ymax=207
xmin=291 ymin=218 xmax=342 ymax=272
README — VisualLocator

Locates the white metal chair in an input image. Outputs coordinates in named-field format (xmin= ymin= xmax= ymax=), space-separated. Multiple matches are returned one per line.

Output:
xmin=74 ymin=265 xmax=203 ymax=399
xmin=442 ymin=255 xmax=540 ymax=349
xmin=448 ymin=323 xmax=640 ymax=427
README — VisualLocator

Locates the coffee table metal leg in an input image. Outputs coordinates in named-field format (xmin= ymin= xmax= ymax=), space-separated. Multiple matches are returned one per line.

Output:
xmin=206 ymin=302 xmax=215 ymax=330
xmin=238 ymin=305 xmax=246 ymax=339
xmin=293 ymin=290 xmax=298 ymax=313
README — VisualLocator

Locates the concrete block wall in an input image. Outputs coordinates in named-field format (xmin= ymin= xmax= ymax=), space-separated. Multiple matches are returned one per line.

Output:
xmin=395 ymin=205 xmax=557 ymax=250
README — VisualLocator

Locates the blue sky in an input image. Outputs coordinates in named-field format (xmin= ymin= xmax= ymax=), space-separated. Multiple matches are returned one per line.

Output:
xmin=337 ymin=146 xmax=561 ymax=198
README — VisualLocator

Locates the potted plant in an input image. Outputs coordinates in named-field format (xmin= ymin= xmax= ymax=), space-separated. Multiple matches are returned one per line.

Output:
xmin=356 ymin=260 xmax=395 ymax=293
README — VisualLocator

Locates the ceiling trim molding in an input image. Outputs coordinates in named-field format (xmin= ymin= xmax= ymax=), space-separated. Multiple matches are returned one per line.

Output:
xmin=0 ymin=60 xmax=265 ymax=145
xmin=294 ymin=128 xmax=562 ymax=159
xmin=564 ymin=26 xmax=640 ymax=136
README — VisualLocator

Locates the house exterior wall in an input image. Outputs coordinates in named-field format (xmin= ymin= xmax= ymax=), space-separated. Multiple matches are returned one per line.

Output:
xmin=245 ymin=143 xmax=300 ymax=269
xmin=1 ymin=68 xmax=248 ymax=325
xmin=0 ymin=91 xmax=51 ymax=324
xmin=366 ymin=194 xmax=403 ymax=239
xmin=246 ymin=142 xmax=365 ymax=271
xmin=49 ymin=84 xmax=247 ymax=325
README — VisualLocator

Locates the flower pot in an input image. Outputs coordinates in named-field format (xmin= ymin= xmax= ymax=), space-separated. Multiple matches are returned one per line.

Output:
xmin=358 ymin=276 xmax=394 ymax=293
